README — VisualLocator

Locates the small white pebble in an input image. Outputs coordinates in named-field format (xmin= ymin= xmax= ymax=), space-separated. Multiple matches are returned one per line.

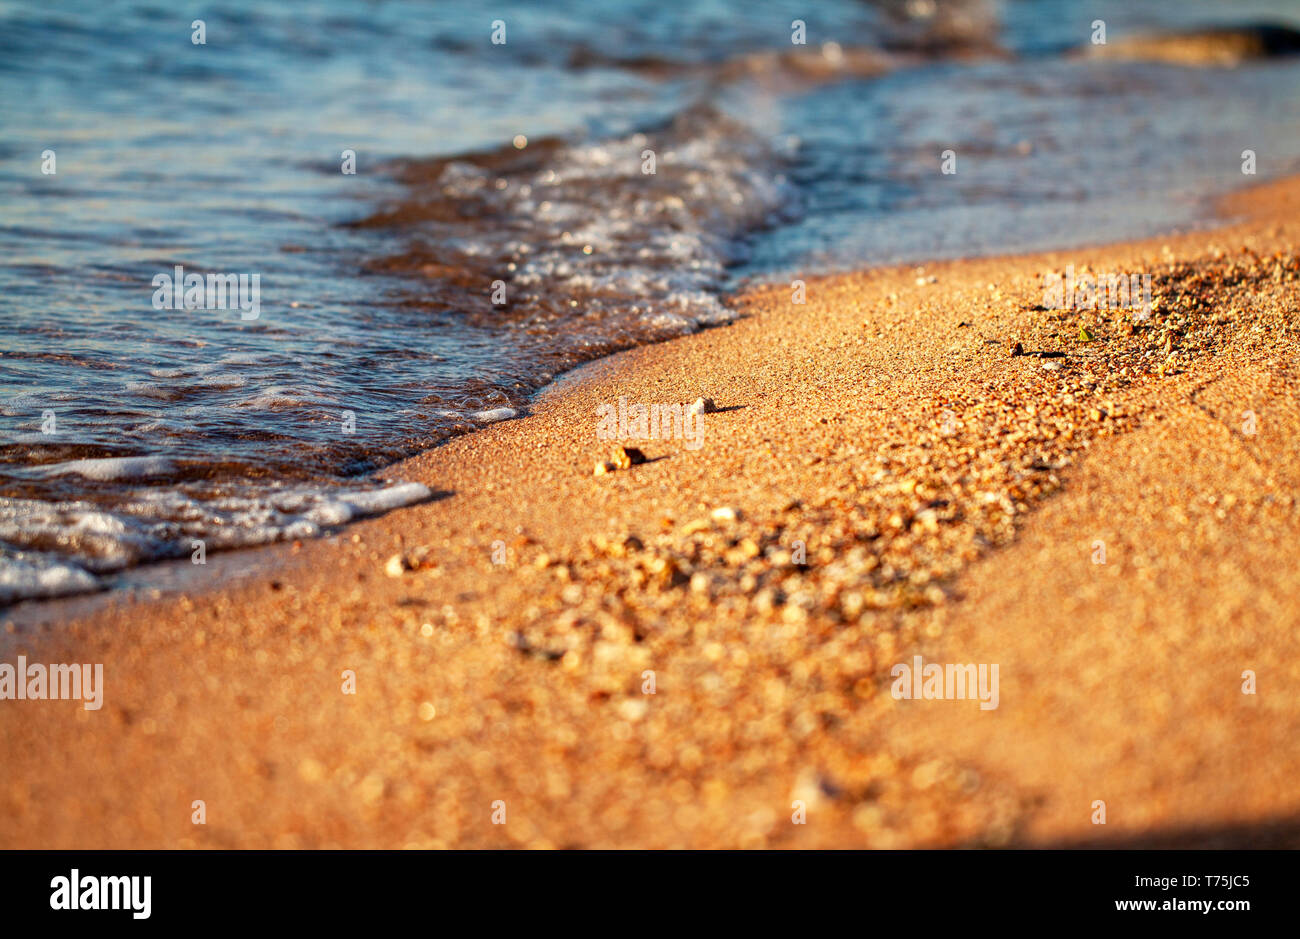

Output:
xmin=617 ymin=698 xmax=648 ymax=722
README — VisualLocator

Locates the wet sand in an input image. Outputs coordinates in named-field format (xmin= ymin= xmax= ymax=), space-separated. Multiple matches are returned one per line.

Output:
xmin=3 ymin=177 xmax=1299 ymax=849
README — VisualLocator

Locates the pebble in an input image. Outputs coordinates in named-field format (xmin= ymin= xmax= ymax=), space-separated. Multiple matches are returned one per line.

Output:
xmin=611 ymin=445 xmax=647 ymax=469
xmin=617 ymin=698 xmax=648 ymax=722
xmin=688 ymin=397 xmax=717 ymax=416
xmin=384 ymin=546 xmax=436 ymax=576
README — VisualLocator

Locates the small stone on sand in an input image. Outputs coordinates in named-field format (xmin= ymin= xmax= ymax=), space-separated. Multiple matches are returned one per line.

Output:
xmin=385 ymin=546 xmax=435 ymax=576
xmin=611 ymin=445 xmax=647 ymax=469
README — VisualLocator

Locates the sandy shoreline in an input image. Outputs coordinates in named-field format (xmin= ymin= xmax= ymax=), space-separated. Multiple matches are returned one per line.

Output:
xmin=3 ymin=177 xmax=1299 ymax=848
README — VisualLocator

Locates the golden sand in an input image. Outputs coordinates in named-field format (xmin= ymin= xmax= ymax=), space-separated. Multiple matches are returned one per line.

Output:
xmin=2 ymin=178 xmax=1299 ymax=848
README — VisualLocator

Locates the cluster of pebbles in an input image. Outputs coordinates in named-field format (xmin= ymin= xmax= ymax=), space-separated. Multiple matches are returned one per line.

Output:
xmin=550 ymin=250 xmax=1296 ymax=621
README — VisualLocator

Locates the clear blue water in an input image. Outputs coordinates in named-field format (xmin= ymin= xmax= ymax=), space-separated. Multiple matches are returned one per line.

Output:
xmin=2 ymin=0 xmax=1300 ymax=601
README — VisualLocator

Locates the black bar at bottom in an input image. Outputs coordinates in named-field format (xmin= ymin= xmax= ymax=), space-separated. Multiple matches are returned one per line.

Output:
xmin=0 ymin=849 xmax=1286 ymax=926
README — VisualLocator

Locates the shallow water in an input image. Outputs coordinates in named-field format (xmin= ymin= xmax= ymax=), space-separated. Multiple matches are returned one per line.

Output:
xmin=3 ymin=0 xmax=1300 ymax=601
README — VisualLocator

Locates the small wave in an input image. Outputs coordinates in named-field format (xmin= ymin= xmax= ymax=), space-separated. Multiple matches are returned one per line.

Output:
xmin=33 ymin=456 xmax=178 ymax=481
xmin=124 ymin=382 xmax=183 ymax=400
xmin=233 ymin=388 xmax=316 ymax=411
xmin=358 ymin=103 xmax=796 ymax=356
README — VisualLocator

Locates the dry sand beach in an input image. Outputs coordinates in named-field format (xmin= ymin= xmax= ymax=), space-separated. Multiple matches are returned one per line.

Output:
xmin=3 ymin=176 xmax=1299 ymax=850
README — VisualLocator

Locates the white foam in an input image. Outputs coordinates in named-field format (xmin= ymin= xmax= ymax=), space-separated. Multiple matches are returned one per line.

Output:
xmin=472 ymin=407 xmax=518 ymax=422
xmin=0 ymin=555 xmax=100 ymax=605
xmin=71 ymin=511 xmax=131 ymax=535
xmin=233 ymin=386 xmax=318 ymax=410
xmin=124 ymin=382 xmax=178 ymax=399
xmin=34 ymin=456 xmax=177 ymax=481
xmin=198 ymin=373 xmax=248 ymax=388
xmin=0 ymin=480 xmax=435 ymax=604
xmin=303 ymin=482 xmax=433 ymax=525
